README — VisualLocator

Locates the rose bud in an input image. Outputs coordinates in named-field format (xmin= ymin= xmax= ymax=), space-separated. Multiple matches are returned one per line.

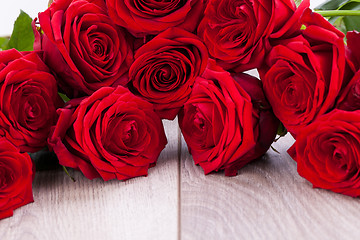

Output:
xmin=289 ymin=110 xmax=360 ymax=197
xmin=0 ymin=138 xmax=34 ymax=219
xmin=129 ymin=28 xmax=208 ymax=120
xmin=34 ymin=0 xmax=133 ymax=98
xmin=179 ymin=60 xmax=279 ymax=176
xmin=259 ymin=8 xmax=351 ymax=138
xmin=48 ymin=86 xmax=167 ymax=181
xmin=197 ymin=0 xmax=296 ymax=72
xmin=0 ymin=49 xmax=63 ymax=153
xmin=106 ymin=0 xmax=205 ymax=37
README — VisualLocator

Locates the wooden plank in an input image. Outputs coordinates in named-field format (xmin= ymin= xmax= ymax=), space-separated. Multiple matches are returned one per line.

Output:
xmin=180 ymin=134 xmax=360 ymax=240
xmin=0 ymin=119 xmax=180 ymax=240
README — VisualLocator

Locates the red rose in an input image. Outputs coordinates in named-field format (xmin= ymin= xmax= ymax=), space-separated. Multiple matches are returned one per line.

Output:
xmin=289 ymin=110 xmax=360 ymax=197
xmin=0 ymin=49 xmax=62 ymax=153
xmin=48 ymin=86 xmax=167 ymax=181
xmin=0 ymin=138 xmax=34 ymax=219
xmin=34 ymin=0 xmax=133 ymax=97
xmin=179 ymin=60 xmax=278 ymax=176
xmin=197 ymin=0 xmax=296 ymax=72
xmin=259 ymin=9 xmax=350 ymax=137
xmin=129 ymin=28 xmax=208 ymax=120
xmin=106 ymin=0 xmax=205 ymax=37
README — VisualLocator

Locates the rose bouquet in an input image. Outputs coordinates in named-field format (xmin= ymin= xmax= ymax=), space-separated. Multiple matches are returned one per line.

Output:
xmin=0 ymin=0 xmax=359 ymax=219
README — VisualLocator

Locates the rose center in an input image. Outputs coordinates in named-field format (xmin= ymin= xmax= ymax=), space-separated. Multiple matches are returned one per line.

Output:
xmin=93 ymin=41 xmax=104 ymax=57
xmin=25 ymin=99 xmax=40 ymax=119
xmin=194 ymin=112 xmax=205 ymax=131
xmin=11 ymin=84 xmax=51 ymax=131
xmin=158 ymin=65 xmax=172 ymax=82
xmin=121 ymin=120 xmax=137 ymax=144
xmin=102 ymin=116 xmax=145 ymax=157
xmin=281 ymin=73 xmax=311 ymax=114
xmin=22 ymin=95 xmax=49 ymax=130
xmin=333 ymin=150 xmax=347 ymax=171
xmin=150 ymin=60 xmax=183 ymax=91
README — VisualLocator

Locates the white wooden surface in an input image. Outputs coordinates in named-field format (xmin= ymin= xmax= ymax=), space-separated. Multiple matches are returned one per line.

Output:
xmin=1 ymin=119 xmax=360 ymax=240
xmin=181 ymin=133 xmax=360 ymax=240
xmin=0 ymin=120 xmax=180 ymax=240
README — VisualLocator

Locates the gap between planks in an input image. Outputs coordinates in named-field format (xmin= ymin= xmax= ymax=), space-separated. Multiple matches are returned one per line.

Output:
xmin=177 ymin=124 xmax=182 ymax=240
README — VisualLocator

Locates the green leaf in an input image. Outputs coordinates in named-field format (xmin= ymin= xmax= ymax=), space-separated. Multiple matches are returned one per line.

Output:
xmin=276 ymin=122 xmax=287 ymax=137
xmin=340 ymin=1 xmax=360 ymax=32
xmin=7 ymin=10 xmax=34 ymax=51
xmin=329 ymin=17 xmax=348 ymax=34
xmin=0 ymin=37 xmax=10 ymax=50
xmin=339 ymin=0 xmax=360 ymax=9
xmin=315 ymin=0 xmax=360 ymax=33
xmin=58 ymin=92 xmax=71 ymax=102
xmin=315 ymin=0 xmax=350 ymax=10
xmin=343 ymin=15 xmax=360 ymax=31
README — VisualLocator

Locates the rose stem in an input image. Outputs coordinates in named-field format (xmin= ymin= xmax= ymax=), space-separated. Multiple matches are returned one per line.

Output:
xmin=315 ymin=10 xmax=360 ymax=17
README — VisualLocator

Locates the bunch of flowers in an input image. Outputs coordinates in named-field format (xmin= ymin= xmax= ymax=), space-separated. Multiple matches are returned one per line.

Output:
xmin=0 ymin=0 xmax=359 ymax=219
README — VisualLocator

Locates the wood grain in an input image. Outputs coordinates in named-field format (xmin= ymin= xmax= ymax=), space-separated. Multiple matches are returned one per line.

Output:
xmin=0 ymin=119 xmax=180 ymax=240
xmin=2 ymin=121 xmax=360 ymax=240
xmin=180 ymin=134 xmax=360 ymax=240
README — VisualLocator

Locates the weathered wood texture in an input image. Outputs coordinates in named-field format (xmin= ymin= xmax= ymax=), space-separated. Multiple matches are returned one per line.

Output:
xmin=2 ymin=120 xmax=360 ymax=240
xmin=180 ymin=134 xmax=360 ymax=240
xmin=0 ymin=120 xmax=180 ymax=240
